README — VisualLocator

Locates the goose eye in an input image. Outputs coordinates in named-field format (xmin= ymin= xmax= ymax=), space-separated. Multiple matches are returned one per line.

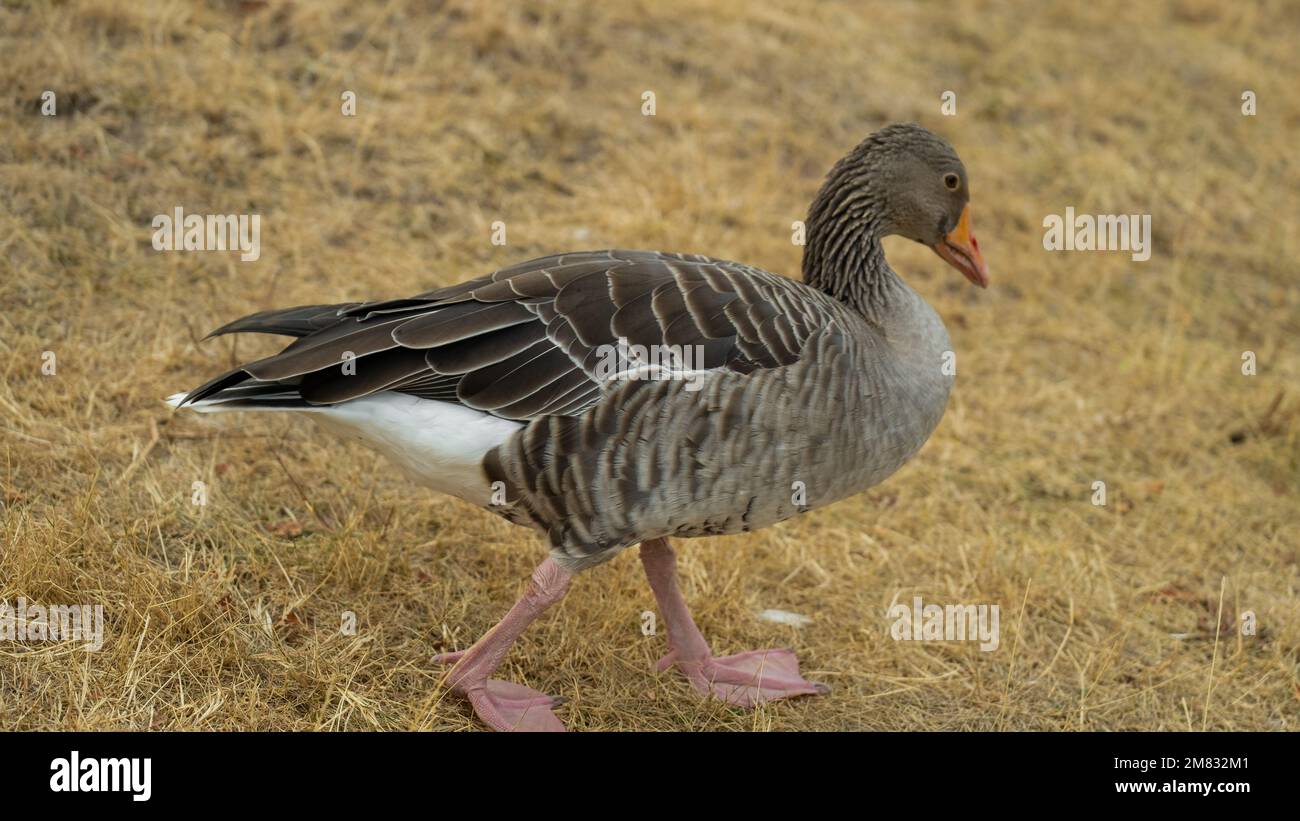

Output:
xmin=943 ymin=173 xmax=961 ymax=191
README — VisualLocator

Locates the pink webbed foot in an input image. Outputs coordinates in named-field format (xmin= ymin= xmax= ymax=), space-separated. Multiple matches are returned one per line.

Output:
xmin=429 ymin=558 xmax=575 ymax=732
xmin=659 ymin=647 xmax=830 ymax=707
xmin=434 ymin=652 xmax=566 ymax=732
xmin=460 ymin=680 xmax=566 ymax=732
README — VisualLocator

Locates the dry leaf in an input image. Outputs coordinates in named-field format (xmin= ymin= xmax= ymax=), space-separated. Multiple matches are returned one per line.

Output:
xmin=267 ymin=520 xmax=305 ymax=538
xmin=1147 ymin=584 xmax=1200 ymax=603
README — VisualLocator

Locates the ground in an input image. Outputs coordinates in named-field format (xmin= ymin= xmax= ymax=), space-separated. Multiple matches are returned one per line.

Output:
xmin=1 ymin=0 xmax=1297 ymax=730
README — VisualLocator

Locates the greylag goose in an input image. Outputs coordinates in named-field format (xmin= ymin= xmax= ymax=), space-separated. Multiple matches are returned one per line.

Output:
xmin=168 ymin=123 xmax=988 ymax=732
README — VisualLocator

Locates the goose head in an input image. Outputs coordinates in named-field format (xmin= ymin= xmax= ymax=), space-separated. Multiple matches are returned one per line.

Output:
xmin=875 ymin=126 xmax=989 ymax=289
xmin=803 ymin=123 xmax=990 ymax=305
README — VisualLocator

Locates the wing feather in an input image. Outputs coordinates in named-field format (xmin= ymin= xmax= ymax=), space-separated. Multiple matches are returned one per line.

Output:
xmin=181 ymin=250 xmax=842 ymax=422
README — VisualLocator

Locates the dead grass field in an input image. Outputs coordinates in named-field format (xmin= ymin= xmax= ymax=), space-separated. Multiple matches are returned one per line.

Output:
xmin=1 ymin=0 xmax=1297 ymax=731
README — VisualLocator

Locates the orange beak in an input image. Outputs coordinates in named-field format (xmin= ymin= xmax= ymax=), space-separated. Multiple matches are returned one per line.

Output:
xmin=931 ymin=204 xmax=989 ymax=288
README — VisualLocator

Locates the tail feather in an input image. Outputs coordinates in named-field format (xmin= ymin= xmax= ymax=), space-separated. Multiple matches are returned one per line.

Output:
xmin=204 ymin=303 xmax=358 ymax=340
xmin=167 ymin=381 xmax=314 ymax=412
xmin=178 ymin=367 xmax=250 ymax=406
xmin=172 ymin=301 xmax=425 ymax=413
xmin=176 ymin=304 xmax=358 ymax=408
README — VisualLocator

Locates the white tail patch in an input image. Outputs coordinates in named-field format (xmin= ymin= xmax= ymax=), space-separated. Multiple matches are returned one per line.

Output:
xmin=167 ymin=390 xmax=522 ymax=506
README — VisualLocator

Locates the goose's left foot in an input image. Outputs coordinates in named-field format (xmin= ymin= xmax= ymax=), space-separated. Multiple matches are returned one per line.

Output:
xmin=452 ymin=678 xmax=567 ymax=732
xmin=434 ymin=558 xmax=573 ymax=732
xmin=659 ymin=646 xmax=829 ymax=706
xmin=639 ymin=537 xmax=828 ymax=708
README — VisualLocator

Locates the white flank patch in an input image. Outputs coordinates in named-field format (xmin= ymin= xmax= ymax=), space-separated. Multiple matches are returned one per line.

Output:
xmin=167 ymin=390 xmax=522 ymax=507
xmin=308 ymin=393 xmax=522 ymax=505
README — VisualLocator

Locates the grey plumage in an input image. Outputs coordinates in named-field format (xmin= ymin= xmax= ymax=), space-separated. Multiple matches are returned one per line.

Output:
xmin=177 ymin=123 xmax=979 ymax=571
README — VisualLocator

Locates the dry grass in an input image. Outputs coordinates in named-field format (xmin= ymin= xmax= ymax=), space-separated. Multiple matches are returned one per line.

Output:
xmin=1 ymin=0 xmax=1297 ymax=731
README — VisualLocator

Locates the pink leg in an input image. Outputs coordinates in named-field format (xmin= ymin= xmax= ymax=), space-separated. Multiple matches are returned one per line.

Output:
xmin=433 ymin=558 xmax=573 ymax=732
xmin=639 ymin=537 xmax=828 ymax=707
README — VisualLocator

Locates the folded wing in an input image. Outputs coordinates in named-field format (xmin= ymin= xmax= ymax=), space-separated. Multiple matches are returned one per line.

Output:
xmin=182 ymin=249 xmax=838 ymax=421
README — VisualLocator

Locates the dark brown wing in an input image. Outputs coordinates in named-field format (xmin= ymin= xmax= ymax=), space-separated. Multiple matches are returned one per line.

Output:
xmin=181 ymin=249 xmax=842 ymax=421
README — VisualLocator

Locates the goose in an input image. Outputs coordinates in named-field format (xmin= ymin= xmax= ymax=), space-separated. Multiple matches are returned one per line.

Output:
xmin=167 ymin=122 xmax=989 ymax=732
